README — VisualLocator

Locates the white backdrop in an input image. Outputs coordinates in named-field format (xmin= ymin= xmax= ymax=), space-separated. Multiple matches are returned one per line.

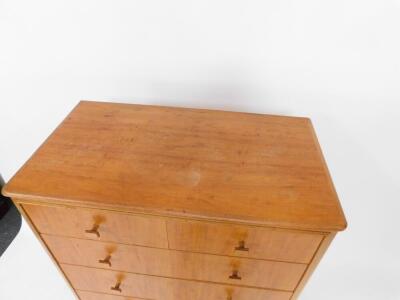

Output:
xmin=1 ymin=0 xmax=400 ymax=299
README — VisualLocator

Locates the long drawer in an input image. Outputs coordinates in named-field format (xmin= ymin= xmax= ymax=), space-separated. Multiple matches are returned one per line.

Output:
xmin=167 ymin=219 xmax=323 ymax=263
xmin=44 ymin=235 xmax=306 ymax=291
xmin=63 ymin=265 xmax=293 ymax=300
xmin=22 ymin=204 xmax=168 ymax=248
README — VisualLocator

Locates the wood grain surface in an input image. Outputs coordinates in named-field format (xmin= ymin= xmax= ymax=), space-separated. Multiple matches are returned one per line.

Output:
xmin=77 ymin=290 xmax=151 ymax=300
xmin=43 ymin=235 xmax=306 ymax=291
xmin=63 ymin=264 xmax=293 ymax=300
xmin=23 ymin=204 xmax=168 ymax=249
xmin=2 ymin=101 xmax=346 ymax=231
xmin=167 ymin=219 xmax=323 ymax=263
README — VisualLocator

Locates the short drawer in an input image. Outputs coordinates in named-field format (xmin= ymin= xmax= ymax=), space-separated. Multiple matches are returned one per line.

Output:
xmin=77 ymin=290 xmax=150 ymax=300
xmin=167 ymin=219 xmax=323 ymax=263
xmin=44 ymin=235 xmax=306 ymax=291
xmin=23 ymin=204 xmax=168 ymax=248
xmin=63 ymin=265 xmax=292 ymax=300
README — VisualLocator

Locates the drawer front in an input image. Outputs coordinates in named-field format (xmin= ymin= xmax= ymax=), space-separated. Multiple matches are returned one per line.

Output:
xmin=167 ymin=219 xmax=323 ymax=263
xmin=23 ymin=204 xmax=168 ymax=248
xmin=44 ymin=235 xmax=306 ymax=291
xmin=63 ymin=265 xmax=292 ymax=300
xmin=77 ymin=290 xmax=150 ymax=300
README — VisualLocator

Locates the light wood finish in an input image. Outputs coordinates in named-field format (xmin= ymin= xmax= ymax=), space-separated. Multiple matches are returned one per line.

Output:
xmin=77 ymin=290 xmax=152 ymax=300
xmin=290 ymin=233 xmax=336 ymax=300
xmin=2 ymin=101 xmax=347 ymax=300
xmin=43 ymin=235 xmax=306 ymax=291
xmin=23 ymin=204 xmax=168 ymax=249
xmin=167 ymin=219 xmax=323 ymax=264
xmin=13 ymin=203 xmax=81 ymax=300
xmin=3 ymin=101 xmax=346 ymax=231
xmin=63 ymin=264 xmax=293 ymax=300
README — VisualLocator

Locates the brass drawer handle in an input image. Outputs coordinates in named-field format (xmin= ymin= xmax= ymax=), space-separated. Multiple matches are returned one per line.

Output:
xmin=99 ymin=255 xmax=112 ymax=267
xmin=111 ymin=281 xmax=122 ymax=293
xmin=229 ymin=270 xmax=242 ymax=280
xmin=234 ymin=240 xmax=249 ymax=252
xmin=85 ymin=224 xmax=100 ymax=238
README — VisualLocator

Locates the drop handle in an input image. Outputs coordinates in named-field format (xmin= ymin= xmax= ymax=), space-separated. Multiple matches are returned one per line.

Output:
xmin=111 ymin=281 xmax=122 ymax=293
xmin=229 ymin=270 xmax=242 ymax=280
xmin=99 ymin=255 xmax=112 ymax=267
xmin=85 ymin=224 xmax=100 ymax=238
xmin=234 ymin=240 xmax=249 ymax=252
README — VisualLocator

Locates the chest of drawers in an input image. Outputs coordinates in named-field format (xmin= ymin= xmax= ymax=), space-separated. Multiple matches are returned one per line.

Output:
xmin=2 ymin=101 xmax=347 ymax=300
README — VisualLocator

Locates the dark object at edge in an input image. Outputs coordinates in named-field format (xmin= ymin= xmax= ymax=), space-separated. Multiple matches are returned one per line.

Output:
xmin=0 ymin=174 xmax=22 ymax=256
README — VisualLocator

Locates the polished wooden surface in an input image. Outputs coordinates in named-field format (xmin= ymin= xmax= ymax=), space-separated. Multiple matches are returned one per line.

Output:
xmin=63 ymin=264 xmax=293 ymax=300
xmin=2 ymin=101 xmax=347 ymax=300
xmin=43 ymin=235 xmax=306 ymax=291
xmin=167 ymin=219 xmax=323 ymax=264
xmin=77 ymin=290 xmax=151 ymax=300
xmin=23 ymin=204 xmax=168 ymax=248
xmin=3 ymin=101 xmax=346 ymax=231
xmin=15 ymin=203 xmax=81 ymax=299
xmin=290 ymin=233 xmax=336 ymax=300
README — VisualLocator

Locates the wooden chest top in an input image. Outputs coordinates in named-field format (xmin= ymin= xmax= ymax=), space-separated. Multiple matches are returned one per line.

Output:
xmin=3 ymin=101 xmax=346 ymax=231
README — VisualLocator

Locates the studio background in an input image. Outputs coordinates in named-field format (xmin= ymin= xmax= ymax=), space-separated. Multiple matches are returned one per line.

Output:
xmin=0 ymin=0 xmax=399 ymax=299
